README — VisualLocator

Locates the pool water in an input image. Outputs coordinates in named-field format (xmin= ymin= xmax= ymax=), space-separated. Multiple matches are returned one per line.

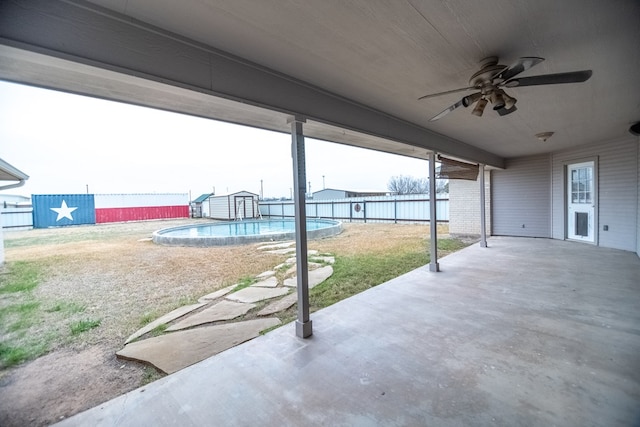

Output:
xmin=153 ymin=218 xmax=342 ymax=246
xmin=165 ymin=219 xmax=332 ymax=237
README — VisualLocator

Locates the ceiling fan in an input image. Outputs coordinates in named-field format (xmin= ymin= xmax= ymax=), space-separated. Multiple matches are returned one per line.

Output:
xmin=419 ymin=56 xmax=592 ymax=121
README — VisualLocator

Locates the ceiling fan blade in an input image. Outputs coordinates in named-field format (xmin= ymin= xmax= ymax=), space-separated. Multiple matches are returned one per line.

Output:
xmin=429 ymin=99 xmax=464 ymax=121
xmin=496 ymin=57 xmax=544 ymax=81
xmin=418 ymin=86 xmax=473 ymax=101
xmin=504 ymin=70 xmax=592 ymax=87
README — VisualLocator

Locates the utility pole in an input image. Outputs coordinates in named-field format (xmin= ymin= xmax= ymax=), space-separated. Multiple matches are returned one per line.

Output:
xmin=308 ymin=181 xmax=311 ymax=197
xmin=260 ymin=179 xmax=263 ymax=200
xmin=323 ymin=175 xmax=325 ymax=189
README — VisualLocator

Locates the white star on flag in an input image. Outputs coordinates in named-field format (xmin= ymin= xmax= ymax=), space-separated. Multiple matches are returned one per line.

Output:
xmin=50 ymin=200 xmax=78 ymax=221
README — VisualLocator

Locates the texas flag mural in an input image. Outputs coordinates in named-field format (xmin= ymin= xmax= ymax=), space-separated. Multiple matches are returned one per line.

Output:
xmin=32 ymin=193 xmax=189 ymax=228
xmin=32 ymin=194 xmax=96 ymax=228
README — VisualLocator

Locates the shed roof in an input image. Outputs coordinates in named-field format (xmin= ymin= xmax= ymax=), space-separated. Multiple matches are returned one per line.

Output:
xmin=193 ymin=193 xmax=213 ymax=203
xmin=210 ymin=191 xmax=259 ymax=198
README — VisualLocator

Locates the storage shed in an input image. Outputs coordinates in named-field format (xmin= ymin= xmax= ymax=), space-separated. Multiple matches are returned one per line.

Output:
xmin=191 ymin=193 xmax=213 ymax=218
xmin=208 ymin=191 xmax=259 ymax=220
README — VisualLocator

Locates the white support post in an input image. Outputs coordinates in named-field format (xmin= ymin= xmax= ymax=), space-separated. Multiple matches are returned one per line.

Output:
xmin=429 ymin=152 xmax=440 ymax=272
xmin=289 ymin=116 xmax=312 ymax=338
xmin=479 ymin=164 xmax=488 ymax=248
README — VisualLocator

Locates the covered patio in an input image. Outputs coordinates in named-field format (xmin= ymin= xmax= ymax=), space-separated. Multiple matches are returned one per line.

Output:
xmin=1 ymin=1 xmax=638 ymax=423
xmin=57 ymin=237 xmax=640 ymax=426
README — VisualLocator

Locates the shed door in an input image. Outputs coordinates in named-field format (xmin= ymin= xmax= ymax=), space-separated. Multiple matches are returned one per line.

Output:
xmin=235 ymin=196 xmax=254 ymax=219
xmin=567 ymin=161 xmax=595 ymax=242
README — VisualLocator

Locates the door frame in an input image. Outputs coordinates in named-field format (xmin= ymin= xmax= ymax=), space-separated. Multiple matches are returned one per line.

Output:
xmin=564 ymin=157 xmax=598 ymax=245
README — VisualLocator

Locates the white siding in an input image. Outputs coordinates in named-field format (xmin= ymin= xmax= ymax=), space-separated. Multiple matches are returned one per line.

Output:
xmin=449 ymin=171 xmax=491 ymax=236
xmin=492 ymin=154 xmax=551 ymax=238
xmin=209 ymin=195 xmax=232 ymax=220
xmin=551 ymin=137 xmax=638 ymax=251
xmin=201 ymin=199 xmax=211 ymax=217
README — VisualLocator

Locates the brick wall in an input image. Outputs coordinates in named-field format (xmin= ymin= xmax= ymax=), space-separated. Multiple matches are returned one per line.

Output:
xmin=449 ymin=170 xmax=491 ymax=237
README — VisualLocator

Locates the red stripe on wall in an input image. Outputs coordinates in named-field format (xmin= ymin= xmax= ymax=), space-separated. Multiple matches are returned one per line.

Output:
xmin=95 ymin=205 xmax=189 ymax=223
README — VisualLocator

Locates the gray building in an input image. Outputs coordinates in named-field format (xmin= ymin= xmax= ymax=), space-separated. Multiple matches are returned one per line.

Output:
xmin=312 ymin=188 xmax=388 ymax=200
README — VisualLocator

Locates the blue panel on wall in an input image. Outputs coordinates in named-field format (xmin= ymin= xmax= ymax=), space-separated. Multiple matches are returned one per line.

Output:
xmin=32 ymin=194 xmax=96 ymax=228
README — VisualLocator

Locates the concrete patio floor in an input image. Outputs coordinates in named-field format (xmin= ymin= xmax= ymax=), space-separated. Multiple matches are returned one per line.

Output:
xmin=56 ymin=237 xmax=640 ymax=426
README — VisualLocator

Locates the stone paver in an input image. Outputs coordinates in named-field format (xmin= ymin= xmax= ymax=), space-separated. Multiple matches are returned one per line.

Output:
xmin=117 ymin=318 xmax=281 ymax=374
xmin=166 ymin=300 xmax=256 ymax=331
xmin=250 ymin=276 xmax=278 ymax=288
xmin=256 ymin=241 xmax=295 ymax=250
xmin=124 ymin=302 xmax=207 ymax=344
xmin=285 ymin=262 xmax=321 ymax=277
xmin=197 ymin=285 xmax=237 ymax=303
xmin=255 ymin=270 xmax=275 ymax=279
xmin=284 ymin=265 xmax=334 ymax=289
xmin=120 ymin=243 xmax=334 ymax=378
xmin=266 ymin=247 xmax=297 ymax=255
xmin=225 ymin=286 xmax=290 ymax=303
xmin=257 ymin=292 xmax=298 ymax=316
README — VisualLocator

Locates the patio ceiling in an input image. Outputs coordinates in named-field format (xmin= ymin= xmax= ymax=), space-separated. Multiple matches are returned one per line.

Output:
xmin=1 ymin=0 xmax=638 ymax=166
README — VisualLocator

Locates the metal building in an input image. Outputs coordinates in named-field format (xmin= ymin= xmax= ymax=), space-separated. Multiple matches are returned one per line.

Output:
xmin=31 ymin=193 xmax=189 ymax=228
xmin=94 ymin=193 xmax=188 ymax=223
xmin=191 ymin=193 xmax=213 ymax=218
xmin=32 ymin=194 xmax=96 ymax=228
xmin=312 ymin=188 xmax=388 ymax=200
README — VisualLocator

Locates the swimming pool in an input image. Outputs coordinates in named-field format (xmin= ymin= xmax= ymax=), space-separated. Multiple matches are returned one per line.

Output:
xmin=152 ymin=218 xmax=342 ymax=246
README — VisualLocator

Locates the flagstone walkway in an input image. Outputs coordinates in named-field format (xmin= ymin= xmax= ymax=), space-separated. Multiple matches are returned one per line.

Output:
xmin=116 ymin=242 xmax=335 ymax=374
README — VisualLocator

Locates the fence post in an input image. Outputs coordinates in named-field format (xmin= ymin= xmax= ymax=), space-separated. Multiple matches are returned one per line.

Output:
xmin=363 ymin=200 xmax=367 ymax=223
xmin=394 ymin=198 xmax=397 ymax=224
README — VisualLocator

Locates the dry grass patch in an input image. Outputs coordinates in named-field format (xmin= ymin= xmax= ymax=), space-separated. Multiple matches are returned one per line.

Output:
xmin=0 ymin=219 xmax=470 ymax=427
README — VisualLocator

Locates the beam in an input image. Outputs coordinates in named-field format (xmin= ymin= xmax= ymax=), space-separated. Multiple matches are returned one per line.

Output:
xmin=0 ymin=0 xmax=504 ymax=168
xmin=289 ymin=117 xmax=312 ymax=338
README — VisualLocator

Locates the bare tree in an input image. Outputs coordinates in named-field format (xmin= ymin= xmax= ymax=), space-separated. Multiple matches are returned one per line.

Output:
xmin=436 ymin=180 xmax=449 ymax=195
xmin=387 ymin=175 xmax=449 ymax=195
xmin=387 ymin=175 xmax=429 ymax=194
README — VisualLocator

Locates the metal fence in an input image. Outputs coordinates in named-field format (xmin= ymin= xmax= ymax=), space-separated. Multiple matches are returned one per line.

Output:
xmin=1 ymin=207 xmax=33 ymax=230
xmin=259 ymin=194 xmax=449 ymax=223
xmin=2 ymin=195 xmax=450 ymax=230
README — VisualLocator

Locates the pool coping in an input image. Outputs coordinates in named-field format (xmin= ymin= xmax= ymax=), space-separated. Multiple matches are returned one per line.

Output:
xmin=152 ymin=219 xmax=343 ymax=247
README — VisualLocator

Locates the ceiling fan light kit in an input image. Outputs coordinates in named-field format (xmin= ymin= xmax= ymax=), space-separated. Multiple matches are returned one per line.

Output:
xmin=500 ymin=90 xmax=517 ymax=110
xmin=420 ymin=56 xmax=592 ymax=121
xmin=472 ymin=98 xmax=488 ymax=117
xmin=462 ymin=92 xmax=482 ymax=107
xmin=490 ymin=90 xmax=505 ymax=110
xmin=535 ymin=131 xmax=555 ymax=142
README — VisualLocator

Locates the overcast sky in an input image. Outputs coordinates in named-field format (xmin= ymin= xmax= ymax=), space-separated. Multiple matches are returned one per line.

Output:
xmin=0 ymin=81 xmax=431 ymax=200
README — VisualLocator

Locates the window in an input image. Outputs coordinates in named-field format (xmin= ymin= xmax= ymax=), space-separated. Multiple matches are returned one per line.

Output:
xmin=571 ymin=167 xmax=592 ymax=204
